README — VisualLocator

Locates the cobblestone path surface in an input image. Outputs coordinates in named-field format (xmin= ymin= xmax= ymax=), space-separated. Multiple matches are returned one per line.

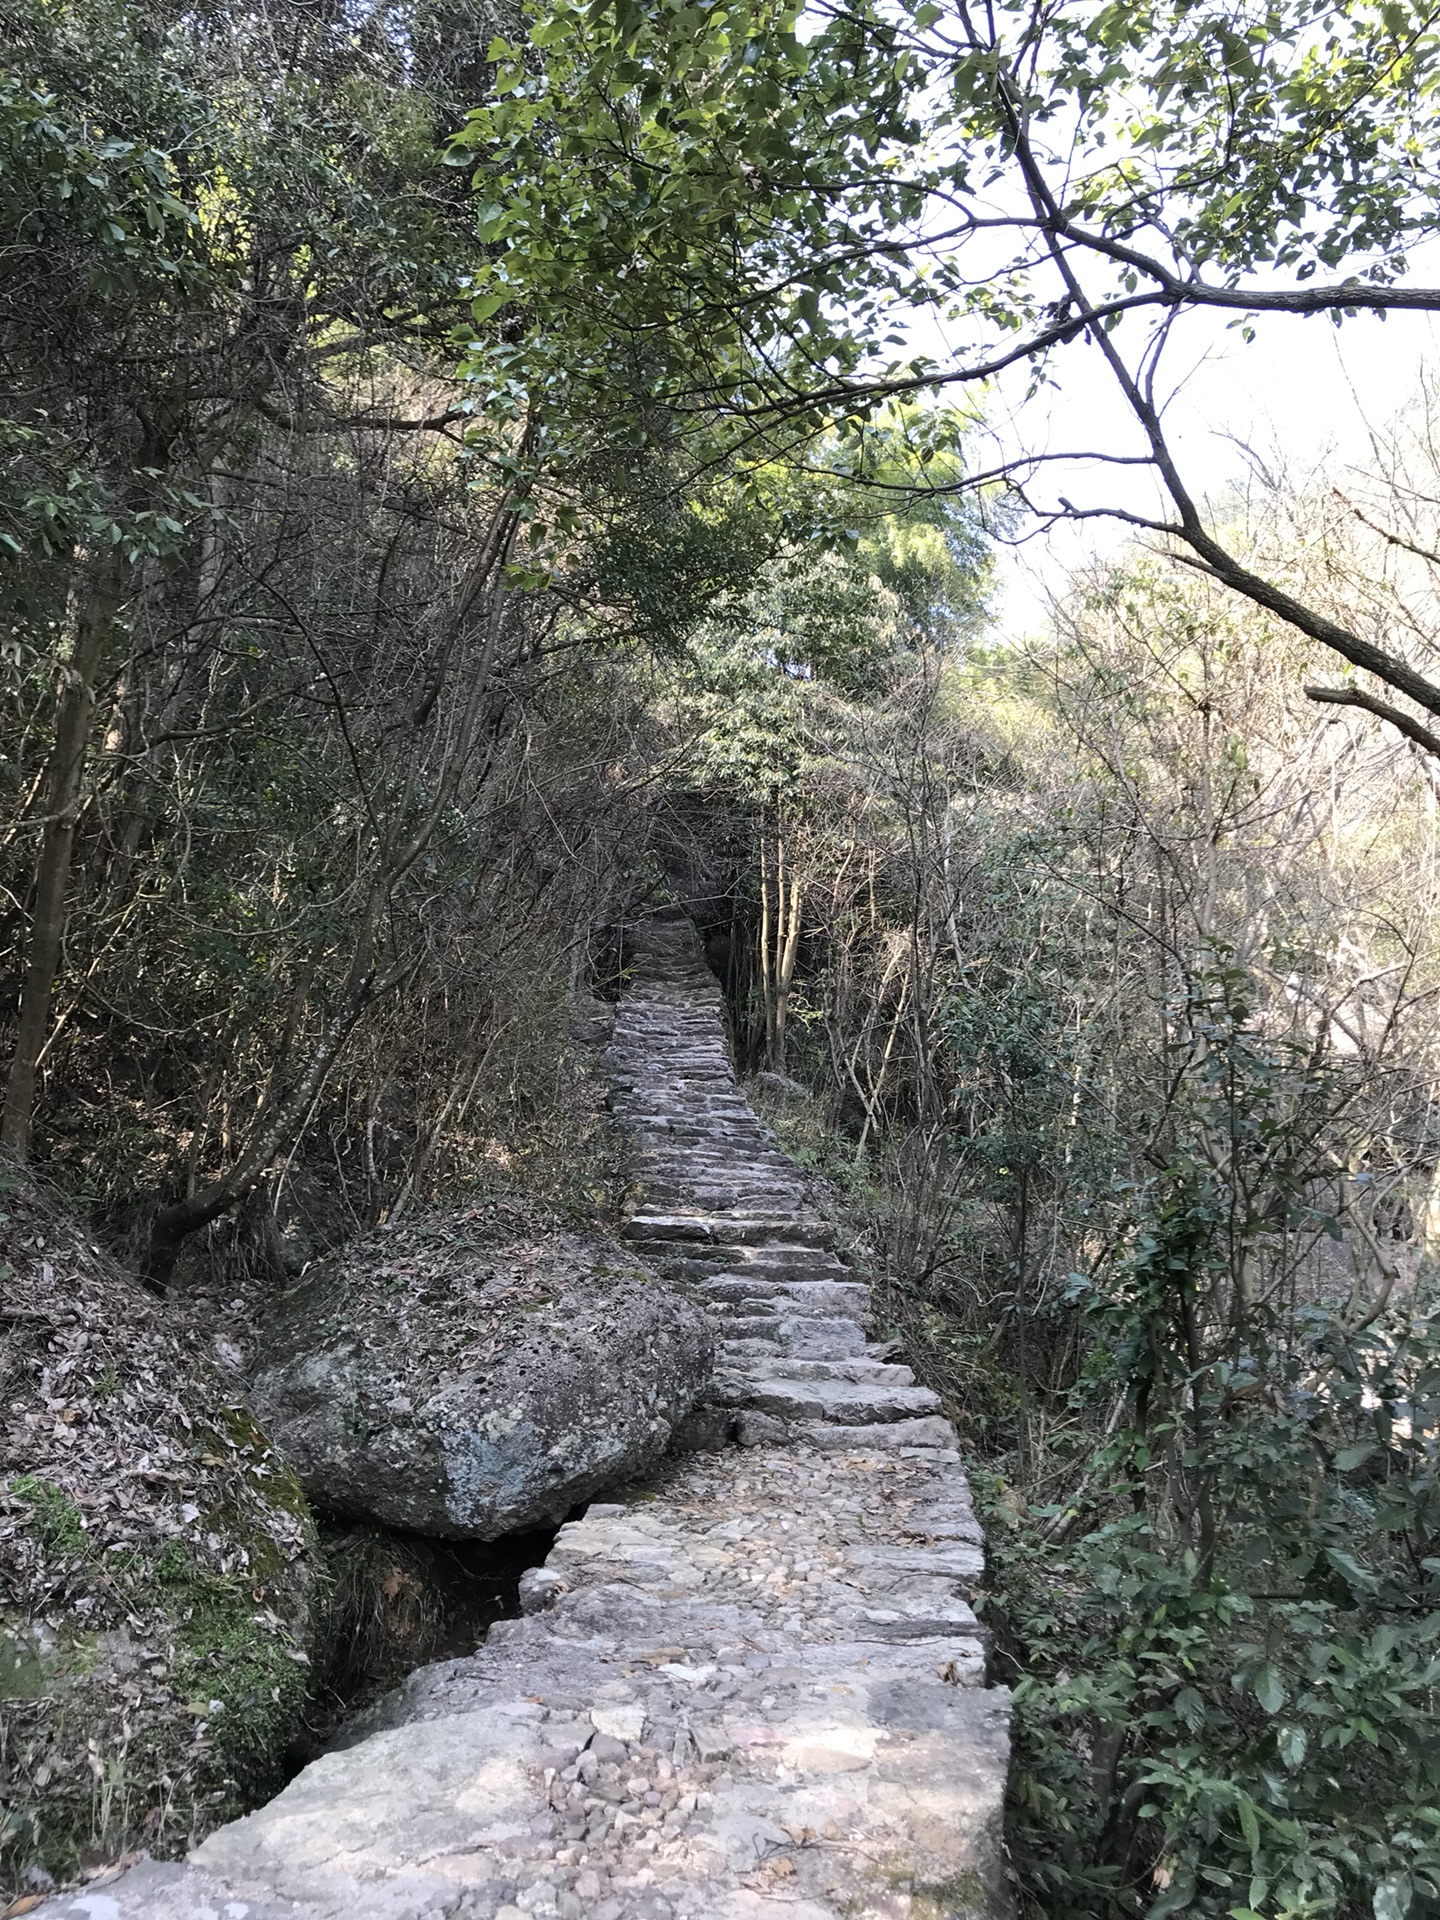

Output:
xmin=40 ymin=911 xmax=1010 ymax=1920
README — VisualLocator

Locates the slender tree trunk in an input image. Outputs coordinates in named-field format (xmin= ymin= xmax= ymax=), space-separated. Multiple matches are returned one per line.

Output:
xmin=856 ymin=973 xmax=908 ymax=1157
xmin=142 ymin=949 xmax=384 ymax=1286
xmin=768 ymin=820 xmax=785 ymax=1066
xmin=2 ymin=551 xmax=128 ymax=1159
xmin=388 ymin=1022 xmax=508 ymax=1223
xmin=139 ymin=563 xmax=516 ymax=1285
xmin=759 ymin=816 xmax=775 ymax=1063
xmin=772 ymin=870 xmax=803 ymax=1071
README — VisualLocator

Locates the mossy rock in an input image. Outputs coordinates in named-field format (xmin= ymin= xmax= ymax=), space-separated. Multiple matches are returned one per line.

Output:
xmin=250 ymin=1216 xmax=712 ymax=1539
xmin=0 ymin=1163 xmax=320 ymax=1897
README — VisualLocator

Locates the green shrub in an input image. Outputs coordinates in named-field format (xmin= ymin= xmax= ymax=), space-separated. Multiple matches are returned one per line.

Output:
xmin=10 ymin=1477 xmax=87 ymax=1560
xmin=981 ymin=976 xmax=1440 ymax=1918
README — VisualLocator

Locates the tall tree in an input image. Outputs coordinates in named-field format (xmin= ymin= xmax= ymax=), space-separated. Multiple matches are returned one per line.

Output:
xmin=456 ymin=0 xmax=1440 ymax=753
xmin=0 ymin=0 xmax=491 ymax=1161
xmin=2 ymin=0 xmax=852 ymax=1282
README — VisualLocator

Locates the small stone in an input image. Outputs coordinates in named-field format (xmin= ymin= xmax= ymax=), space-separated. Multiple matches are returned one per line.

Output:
xmin=693 ymin=1724 xmax=731 ymax=1762
xmin=517 ymin=1889 xmax=559 ymax=1917
xmin=736 ymin=1410 xmax=787 ymax=1448
xmin=520 ymin=1568 xmax=569 ymax=1615
xmin=591 ymin=1702 xmax=646 ymax=1744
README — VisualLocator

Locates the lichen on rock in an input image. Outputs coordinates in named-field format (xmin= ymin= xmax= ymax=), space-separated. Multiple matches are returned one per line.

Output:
xmin=0 ymin=1162 xmax=319 ymax=1898
xmin=248 ymin=1209 xmax=713 ymax=1539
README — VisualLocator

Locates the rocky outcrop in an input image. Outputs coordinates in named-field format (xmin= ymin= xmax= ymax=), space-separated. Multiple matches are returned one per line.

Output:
xmin=109 ymin=1441 xmax=1008 ymax=1920
xmin=248 ymin=1215 xmax=712 ymax=1539
xmin=0 ymin=1162 xmax=318 ymax=1898
xmin=38 ymin=910 xmax=1010 ymax=1920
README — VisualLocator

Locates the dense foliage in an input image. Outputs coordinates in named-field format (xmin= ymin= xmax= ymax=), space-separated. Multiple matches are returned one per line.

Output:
xmin=5 ymin=0 xmax=1440 ymax=1912
xmin=0 ymin=0 xmax=829 ymax=1278
xmin=725 ymin=508 xmax=1440 ymax=1916
xmin=461 ymin=0 xmax=1440 ymax=742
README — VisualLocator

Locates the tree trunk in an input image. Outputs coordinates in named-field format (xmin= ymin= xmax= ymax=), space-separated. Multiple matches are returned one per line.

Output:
xmin=758 ymin=817 xmax=775 ymax=1062
xmin=772 ymin=869 xmax=803 ymax=1071
xmin=139 ymin=561 xmax=516 ymax=1285
xmin=142 ymin=958 xmax=382 ymax=1287
xmin=2 ymin=551 xmax=128 ymax=1159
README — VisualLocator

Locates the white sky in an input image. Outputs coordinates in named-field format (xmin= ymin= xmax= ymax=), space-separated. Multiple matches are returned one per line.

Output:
xmin=988 ymin=303 xmax=1440 ymax=638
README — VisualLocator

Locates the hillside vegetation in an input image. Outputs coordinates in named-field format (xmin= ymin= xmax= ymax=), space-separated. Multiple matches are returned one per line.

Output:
xmin=4 ymin=0 xmax=1440 ymax=1913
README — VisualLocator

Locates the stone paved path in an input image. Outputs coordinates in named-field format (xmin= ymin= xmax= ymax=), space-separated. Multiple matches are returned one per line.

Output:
xmin=39 ymin=910 xmax=1009 ymax=1920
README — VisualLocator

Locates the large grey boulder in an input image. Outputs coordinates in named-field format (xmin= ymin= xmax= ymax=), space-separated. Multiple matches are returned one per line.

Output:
xmin=248 ymin=1213 xmax=712 ymax=1538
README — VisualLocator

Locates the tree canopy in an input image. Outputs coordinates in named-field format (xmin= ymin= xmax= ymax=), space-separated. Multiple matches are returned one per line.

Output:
xmin=4 ymin=1 xmax=1440 ymax=1913
xmin=456 ymin=0 xmax=1440 ymax=742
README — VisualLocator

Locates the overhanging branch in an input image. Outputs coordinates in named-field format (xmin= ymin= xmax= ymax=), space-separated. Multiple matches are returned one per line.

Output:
xmin=1304 ymin=684 xmax=1440 ymax=759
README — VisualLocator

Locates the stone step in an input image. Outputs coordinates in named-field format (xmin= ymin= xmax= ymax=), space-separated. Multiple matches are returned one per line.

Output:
xmin=804 ymin=1412 xmax=959 ymax=1451
xmin=629 ymin=1121 xmax=771 ymax=1136
xmin=622 ymin=1212 xmax=834 ymax=1248
xmin=720 ymin=1375 xmax=942 ymax=1424
xmin=641 ymin=1174 xmax=768 ymax=1190
xmin=745 ymin=1355 xmax=917 ymax=1386
xmin=615 ymin=1105 xmax=753 ymax=1124
xmin=644 ymin=1187 xmax=807 ymax=1208
xmin=640 ymin=1160 xmax=796 ymax=1180
xmin=703 ymin=1301 xmax=870 ymax=1336
xmin=701 ymin=1273 xmax=846 ymax=1304
xmin=635 ymin=1151 xmax=796 ymax=1173
xmin=719 ymin=1314 xmax=870 ymax=1357
xmin=719 ymin=1327 xmax=869 ymax=1363
xmin=772 ymin=1279 xmax=871 ymax=1316
xmin=725 ymin=1313 xmax=875 ymax=1359
xmin=784 ymin=1317 xmax=871 ymax=1357
xmin=648 ymin=1191 xmax=769 ymax=1212
xmin=703 ymin=1251 xmax=848 ymax=1280
xmin=722 ymin=1313 xmax=785 ymax=1343
xmin=702 ymin=1287 xmax=870 ymax=1328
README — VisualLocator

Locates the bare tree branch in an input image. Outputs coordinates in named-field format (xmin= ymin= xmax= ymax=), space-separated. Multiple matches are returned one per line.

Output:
xmin=1304 ymin=684 xmax=1440 ymax=759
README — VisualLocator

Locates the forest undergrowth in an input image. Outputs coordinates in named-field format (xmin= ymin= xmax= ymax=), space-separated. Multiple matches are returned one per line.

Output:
xmin=6 ymin=0 xmax=1440 ymax=1908
xmin=715 ymin=484 xmax=1440 ymax=1920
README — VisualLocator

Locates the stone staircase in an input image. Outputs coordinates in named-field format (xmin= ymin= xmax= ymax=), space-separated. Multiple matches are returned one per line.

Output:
xmin=38 ymin=909 xmax=1010 ymax=1920
xmin=610 ymin=916 xmax=954 ymax=1447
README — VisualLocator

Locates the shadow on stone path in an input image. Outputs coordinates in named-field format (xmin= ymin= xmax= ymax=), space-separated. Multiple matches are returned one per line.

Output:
xmin=39 ymin=909 xmax=1010 ymax=1920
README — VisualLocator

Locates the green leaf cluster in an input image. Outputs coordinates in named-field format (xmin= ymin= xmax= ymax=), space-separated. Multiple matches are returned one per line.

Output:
xmin=991 ymin=970 xmax=1440 ymax=1918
